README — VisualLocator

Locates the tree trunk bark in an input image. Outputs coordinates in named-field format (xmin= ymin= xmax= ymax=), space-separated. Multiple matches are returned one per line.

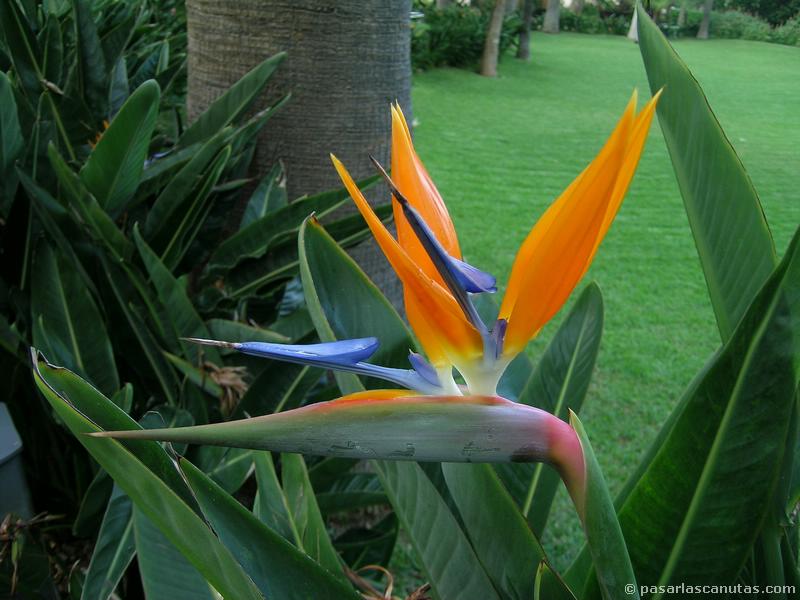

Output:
xmin=697 ymin=0 xmax=713 ymax=39
xmin=677 ymin=2 xmax=687 ymax=27
xmin=436 ymin=0 xmax=451 ymax=8
xmin=516 ymin=0 xmax=534 ymax=60
xmin=542 ymin=0 xmax=560 ymax=33
xmin=573 ymin=0 xmax=585 ymax=15
xmin=481 ymin=0 xmax=506 ymax=77
xmin=186 ymin=0 xmax=411 ymax=304
xmin=627 ymin=9 xmax=638 ymax=41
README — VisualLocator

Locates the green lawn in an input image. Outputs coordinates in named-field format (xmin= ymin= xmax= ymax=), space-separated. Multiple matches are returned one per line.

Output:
xmin=410 ymin=33 xmax=800 ymax=566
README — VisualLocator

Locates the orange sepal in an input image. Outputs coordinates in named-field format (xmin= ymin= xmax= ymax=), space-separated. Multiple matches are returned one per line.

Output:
xmin=331 ymin=155 xmax=483 ymax=365
xmin=391 ymin=104 xmax=461 ymax=284
xmin=500 ymin=91 xmax=659 ymax=355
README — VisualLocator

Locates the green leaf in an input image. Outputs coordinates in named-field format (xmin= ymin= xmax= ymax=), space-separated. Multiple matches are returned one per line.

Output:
xmin=48 ymin=143 xmax=132 ymax=261
xmin=0 ymin=0 xmax=42 ymax=98
xmin=133 ymin=226 xmax=221 ymax=364
xmin=442 ymin=463 xmax=546 ymax=600
xmin=233 ymin=362 xmax=321 ymax=419
xmin=180 ymin=457 xmax=361 ymax=599
xmin=535 ymin=562 xmax=577 ymax=600
xmin=103 ymin=261 xmax=180 ymax=405
xmin=207 ymin=186 xmax=351 ymax=275
xmin=80 ymin=80 xmax=160 ymax=217
xmin=376 ymin=461 xmax=502 ymax=600
xmin=636 ymin=4 xmax=777 ymax=342
xmin=206 ymin=319 xmax=289 ymax=345
xmin=576 ymin=226 xmax=800 ymax=598
xmin=160 ymin=145 xmax=232 ymax=271
xmin=495 ymin=283 xmax=603 ymax=537
xmin=571 ymin=413 xmax=639 ymax=600
xmin=0 ymin=72 xmax=23 ymax=212
xmin=253 ymin=451 xmax=301 ymax=544
xmin=196 ymin=446 xmax=254 ymax=494
xmin=72 ymin=0 xmax=107 ymax=113
xmin=241 ymin=162 xmax=287 ymax=228
xmin=315 ymin=473 xmax=387 ymax=516
xmin=31 ymin=243 xmax=119 ymax=395
xmin=133 ymin=507 xmax=215 ymax=600
xmin=80 ymin=486 xmax=135 ymax=600
xmin=281 ymin=453 xmax=345 ymax=577
xmin=298 ymin=217 xmax=414 ymax=394
xmin=143 ymin=129 xmax=230 ymax=249
xmin=31 ymin=355 xmax=264 ymax=600
xmin=178 ymin=52 xmax=286 ymax=148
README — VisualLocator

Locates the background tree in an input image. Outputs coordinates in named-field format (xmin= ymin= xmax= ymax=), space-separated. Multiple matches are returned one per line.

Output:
xmin=185 ymin=0 xmax=411 ymax=299
xmin=543 ymin=0 xmax=561 ymax=33
xmin=722 ymin=0 xmax=800 ymax=25
xmin=517 ymin=0 xmax=535 ymax=59
xmin=481 ymin=0 xmax=507 ymax=76
xmin=697 ymin=0 xmax=714 ymax=38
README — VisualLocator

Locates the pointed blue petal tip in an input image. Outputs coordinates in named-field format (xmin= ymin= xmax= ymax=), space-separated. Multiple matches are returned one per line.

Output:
xmin=408 ymin=351 xmax=441 ymax=387
xmin=236 ymin=337 xmax=379 ymax=368
xmin=450 ymin=257 xmax=497 ymax=294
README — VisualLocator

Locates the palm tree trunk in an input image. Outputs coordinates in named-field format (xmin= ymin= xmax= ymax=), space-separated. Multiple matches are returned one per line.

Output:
xmin=481 ymin=0 xmax=507 ymax=77
xmin=697 ymin=0 xmax=713 ymax=39
xmin=542 ymin=0 xmax=560 ymax=34
xmin=516 ymin=0 xmax=535 ymax=60
xmin=185 ymin=0 xmax=411 ymax=303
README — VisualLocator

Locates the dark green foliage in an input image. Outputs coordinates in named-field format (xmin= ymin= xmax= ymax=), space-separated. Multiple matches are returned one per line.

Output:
xmin=722 ymin=0 xmax=800 ymax=25
xmin=711 ymin=10 xmax=773 ymax=40
xmin=0 ymin=0 xmax=384 ymax=595
xmin=411 ymin=4 xmax=520 ymax=71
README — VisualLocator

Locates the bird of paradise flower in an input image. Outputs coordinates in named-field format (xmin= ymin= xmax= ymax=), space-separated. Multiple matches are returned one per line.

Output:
xmin=94 ymin=91 xmax=659 ymax=594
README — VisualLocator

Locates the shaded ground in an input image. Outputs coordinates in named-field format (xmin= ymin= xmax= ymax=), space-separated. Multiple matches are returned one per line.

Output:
xmin=410 ymin=33 xmax=800 ymax=567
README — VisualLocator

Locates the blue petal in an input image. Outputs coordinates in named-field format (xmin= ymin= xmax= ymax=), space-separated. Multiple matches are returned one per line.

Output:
xmin=408 ymin=352 xmax=441 ymax=387
xmin=369 ymin=157 xmax=491 ymax=334
xmin=235 ymin=338 xmax=379 ymax=368
xmin=450 ymin=257 xmax=497 ymax=294
xmin=489 ymin=318 xmax=507 ymax=360
xmin=186 ymin=337 xmax=444 ymax=394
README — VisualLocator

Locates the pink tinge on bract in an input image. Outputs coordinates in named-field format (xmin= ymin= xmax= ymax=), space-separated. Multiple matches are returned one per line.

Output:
xmin=547 ymin=412 xmax=588 ymax=517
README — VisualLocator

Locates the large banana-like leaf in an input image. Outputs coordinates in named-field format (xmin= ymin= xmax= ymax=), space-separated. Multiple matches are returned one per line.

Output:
xmin=240 ymin=162 xmax=287 ymax=228
xmin=253 ymin=451 xmax=301 ymax=544
xmin=31 ymin=354 xmax=264 ymax=600
xmin=80 ymin=80 xmax=160 ymax=217
xmin=133 ymin=227 xmax=221 ymax=365
xmin=442 ymin=463 xmax=546 ymax=600
xmin=133 ymin=508 xmax=215 ymax=600
xmin=180 ymin=458 xmax=360 ymax=599
xmin=299 ymin=216 xmax=414 ymax=394
xmin=281 ymin=453 xmax=346 ymax=578
xmin=636 ymin=4 xmax=777 ymax=342
xmin=72 ymin=0 xmax=107 ymax=114
xmin=80 ymin=486 xmax=135 ymax=600
xmin=31 ymin=244 xmax=119 ymax=395
xmin=143 ymin=128 xmax=230 ymax=249
xmin=177 ymin=52 xmax=286 ymax=148
xmin=494 ymin=283 xmax=603 ymax=537
xmin=207 ymin=187 xmax=351 ymax=275
xmin=0 ymin=72 xmax=23 ymax=214
xmin=376 ymin=460 xmax=502 ymax=600
xmin=48 ymin=143 xmax=132 ymax=261
xmin=573 ymin=226 xmax=800 ymax=598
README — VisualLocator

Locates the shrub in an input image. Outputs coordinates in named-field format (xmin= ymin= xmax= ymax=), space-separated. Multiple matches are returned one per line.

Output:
xmin=771 ymin=16 xmax=800 ymax=45
xmin=711 ymin=10 xmax=772 ymax=40
xmin=411 ymin=5 xmax=519 ymax=71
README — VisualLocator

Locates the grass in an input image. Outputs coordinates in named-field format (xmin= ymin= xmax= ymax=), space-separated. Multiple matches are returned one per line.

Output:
xmin=409 ymin=33 xmax=800 ymax=567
